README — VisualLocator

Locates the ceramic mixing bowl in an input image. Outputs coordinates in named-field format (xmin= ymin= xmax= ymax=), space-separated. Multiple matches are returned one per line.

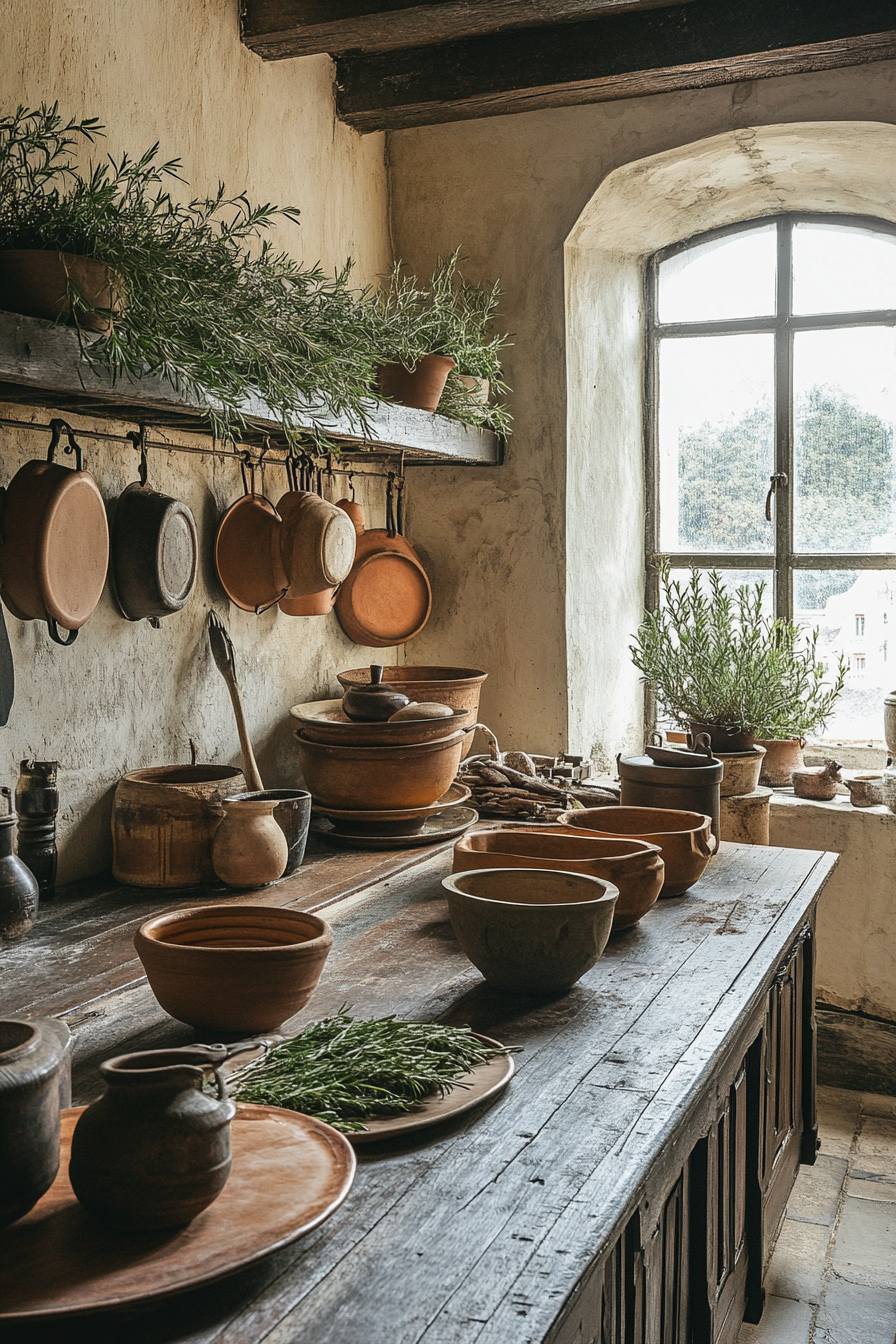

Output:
xmin=557 ymin=805 xmax=717 ymax=896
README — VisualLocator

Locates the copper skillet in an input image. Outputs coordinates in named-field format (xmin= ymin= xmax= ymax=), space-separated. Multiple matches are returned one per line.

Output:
xmin=0 ymin=419 xmax=108 ymax=646
xmin=214 ymin=458 xmax=287 ymax=614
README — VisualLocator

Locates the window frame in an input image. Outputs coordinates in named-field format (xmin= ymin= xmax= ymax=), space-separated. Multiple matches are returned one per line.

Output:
xmin=645 ymin=212 xmax=896 ymax=621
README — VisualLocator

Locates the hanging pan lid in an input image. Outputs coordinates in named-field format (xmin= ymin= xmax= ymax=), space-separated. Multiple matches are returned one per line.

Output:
xmin=215 ymin=458 xmax=287 ymax=615
xmin=110 ymin=433 xmax=198 ymax=625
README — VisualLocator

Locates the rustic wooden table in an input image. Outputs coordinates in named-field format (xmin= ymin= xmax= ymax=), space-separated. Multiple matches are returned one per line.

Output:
xmin=0 ymin=836 xmax=836 ymax=1344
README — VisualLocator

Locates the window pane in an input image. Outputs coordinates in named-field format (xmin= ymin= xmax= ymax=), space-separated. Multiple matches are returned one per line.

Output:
xmin=793 ymin=328 xmax=896 ymax=553
xmin=658 ymin=334 xmax=774 ymax=553
xmin=793 ymin=223 xmax=896 ymax=315
xmin=795 ymin=570 xmax=896 ymax=743
xmin=657 ymin=225 xmax=777 ymax=323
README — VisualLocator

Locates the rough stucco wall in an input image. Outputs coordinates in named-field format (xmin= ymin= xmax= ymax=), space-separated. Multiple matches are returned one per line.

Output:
xmin=0 ymin=0 xmax=391 ymax=879
xmin=387 ymin=61 xmax=896 ymax=764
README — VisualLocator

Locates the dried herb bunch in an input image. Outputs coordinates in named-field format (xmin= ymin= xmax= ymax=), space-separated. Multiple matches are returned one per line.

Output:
xmin=630 ymin=569 xmax=846 ymax=739
xmin=230 ymin=1010 xmax=510 ymax=1132
xmin=374 ymin=248 xmax=512 ymax=435
xmin=0 ymin=104 xmax=383 ymax=439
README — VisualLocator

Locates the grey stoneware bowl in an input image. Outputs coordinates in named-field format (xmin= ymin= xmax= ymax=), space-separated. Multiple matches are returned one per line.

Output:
xmin=441 ymin=867 xmax=619 ymax=995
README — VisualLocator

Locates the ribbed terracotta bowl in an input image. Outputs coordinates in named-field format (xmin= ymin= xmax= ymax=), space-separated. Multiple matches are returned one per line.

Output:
xmin=135 ymin=906 xmax=333 ymax=1032
xmin=557 ymin=805 xmax=717 ymax=897
xmin=453 ymin=827 xmax=664 ymax=931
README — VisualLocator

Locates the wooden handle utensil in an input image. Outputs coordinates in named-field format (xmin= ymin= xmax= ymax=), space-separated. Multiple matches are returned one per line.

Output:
xmin=206 ymin=611 xmax=263 ymax=792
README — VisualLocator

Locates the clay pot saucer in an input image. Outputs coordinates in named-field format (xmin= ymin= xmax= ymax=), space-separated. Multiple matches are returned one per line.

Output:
xmin=311 ymin=782 xmax=471 ymax=835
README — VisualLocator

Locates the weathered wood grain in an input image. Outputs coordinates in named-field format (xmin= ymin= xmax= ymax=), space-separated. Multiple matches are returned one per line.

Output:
xmin=334 ymin=0 xmax=896 ymax=130
xmin=0 ymin=842 xmax=835 ymax=1343
xmin=241 ymin=0 xmax=693 ymax=60
xmin=0 ymin=310 xmax=501 ymax=465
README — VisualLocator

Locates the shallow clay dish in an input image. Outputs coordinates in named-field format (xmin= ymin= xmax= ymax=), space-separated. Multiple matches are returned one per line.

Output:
xmin=135 ymin=905 xmax=333 ymax=1033
xmin=315 ymin=805 xmax=478 ymax=849
xmin=558 ymin=805 xmax=717 ymax=897
xmin=0 ymin=1104 xmax=354 ymax=1320
xmin=290 ymin=699 xmax=472 ymax=746
xmin=311 ymin=782 xmax=471 ymax=835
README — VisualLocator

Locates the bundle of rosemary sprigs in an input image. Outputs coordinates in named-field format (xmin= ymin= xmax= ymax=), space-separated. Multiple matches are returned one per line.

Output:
xmin=230 ymin=1011 xmax=510 ymax=1132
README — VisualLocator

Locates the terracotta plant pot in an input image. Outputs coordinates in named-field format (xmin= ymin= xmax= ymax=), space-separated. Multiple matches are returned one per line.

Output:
xmin=337 ymin=666 xmax=487 ymax=759
xmin=134 ymin=905 xmax=333 ymax=1033
xmin=377 ymin=355 xmax=456 ymax=412
xmin=112 ymin=765 xmax=246 ymax=888
xmin=452 ymin=827 xmax=663 ymax=931
xmin=441 ymin=868 xmax=618 ymax=994
xmin=294 ymin=729 xmax=468 ymax=810
xmin=756 ymin=738 xmax=806 ymax=788
xmin=212 ymin=796 xmax=289 ymax=888
xmin=557 ymin=805 xmax=717 ymax=897
xmin=715 ymin=745 xmax=766 ymax=798
xmin=689 ymin=721 xmax=756 ymax=754
xmin=0 ymin=250 xmax=121 ymax=333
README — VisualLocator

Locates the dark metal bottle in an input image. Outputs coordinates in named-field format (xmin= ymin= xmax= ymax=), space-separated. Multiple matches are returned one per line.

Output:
xmin=0 ymin=788 xmax=39 ymax=940
xmin=15 ymin=760 xmax=58 ymax=897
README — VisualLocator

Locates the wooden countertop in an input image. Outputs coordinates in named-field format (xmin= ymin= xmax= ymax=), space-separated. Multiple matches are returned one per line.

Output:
xmin=1 ymin=838 xmax=837 ymax=1343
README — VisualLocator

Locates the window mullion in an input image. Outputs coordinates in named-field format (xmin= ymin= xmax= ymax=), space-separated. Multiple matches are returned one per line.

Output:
xmin=775 ymin=220 xmax=794 ymax=621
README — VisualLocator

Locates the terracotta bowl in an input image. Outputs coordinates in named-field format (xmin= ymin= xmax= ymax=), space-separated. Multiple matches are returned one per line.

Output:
xmin=442 ymin=868 xmax=618 ymax=995
xmin=453 ymin=827 xmax=663 ymax=931
xmin=135 ymin=906 xmax=333 ymax=1033
xmin=294 ymin=728 xmax=467 ymax=810
xmin=557 ymin=806 xmax=717 ymax=897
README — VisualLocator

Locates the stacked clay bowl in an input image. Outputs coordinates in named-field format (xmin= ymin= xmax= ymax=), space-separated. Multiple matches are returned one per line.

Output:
xmin=290 ymin=699 xmax=472 ymax=746
xmin=134 ymin=905 xmax=332 ymax=1033
xmin=557 ymin=805 xmax=717 ymax=897
xmin=294 ymin=730 xmax=468 ymax=811
xmin=453 ymin=827 xmax=664 ymax=931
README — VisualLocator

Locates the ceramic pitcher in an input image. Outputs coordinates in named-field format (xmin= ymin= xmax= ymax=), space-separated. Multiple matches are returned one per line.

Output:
xmin=212 ymin=794 xmax=288 ymax=887
xmin=68 ymin=1039 xmax=267 ymax=1229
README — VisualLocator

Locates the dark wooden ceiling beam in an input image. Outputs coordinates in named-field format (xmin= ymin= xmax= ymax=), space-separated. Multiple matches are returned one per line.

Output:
xmin=240 ymin=0 xmax=690 ymax=60
xmin=333 ymin=0 xmax=896 ymax=130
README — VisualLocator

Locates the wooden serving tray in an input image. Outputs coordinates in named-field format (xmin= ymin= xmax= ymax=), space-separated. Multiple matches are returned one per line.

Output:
xmin=0 ymin=1104 xmax=356 ymax=1320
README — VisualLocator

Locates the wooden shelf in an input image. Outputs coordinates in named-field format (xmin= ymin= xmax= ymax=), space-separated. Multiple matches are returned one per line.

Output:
xmin=0 ymin=310 xmax=502 ymax=466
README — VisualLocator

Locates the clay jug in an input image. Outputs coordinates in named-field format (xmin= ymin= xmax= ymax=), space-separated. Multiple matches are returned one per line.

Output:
xmin=0 ymin=1016 xmax=72 ymax=1226
xmin=68 ymin=1040 xmax=263 ymax=1229
xmin=0 ymin=786 xmax=40 ymax=940
xmin=213 ymin=795 xmax=288 ymax=888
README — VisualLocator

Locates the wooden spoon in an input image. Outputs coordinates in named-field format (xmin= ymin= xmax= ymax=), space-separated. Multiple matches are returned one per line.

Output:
xmin=206 ymin=611 xmax=263 ymax=792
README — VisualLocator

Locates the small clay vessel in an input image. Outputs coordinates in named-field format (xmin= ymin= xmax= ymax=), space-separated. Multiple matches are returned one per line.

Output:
xmin=69 ymin=1040 xmax=265 ymax=1229
xmin=0 ymin=1016 xmax=71 ymax=1227
xmin=341 ymin=665 xmax=411 ymax=722
xmin=212 ymin=795 xmax=288 ymax=888
xmin=844 ymin=774 xmax=884 ymax=808
xmin=0 ymin=787 xmax=40 ymax=941
xmin=226 ymin=789 xmax=311 ymax=877
xmin=756 ymin=737 xmax=806 ymax=788
xmin=792 ymin=760 xmax=841 ymax=802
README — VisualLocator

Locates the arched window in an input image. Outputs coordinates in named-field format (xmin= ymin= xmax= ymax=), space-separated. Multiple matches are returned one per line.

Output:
xmin=647 ymin=215 xmax=896 ymax=742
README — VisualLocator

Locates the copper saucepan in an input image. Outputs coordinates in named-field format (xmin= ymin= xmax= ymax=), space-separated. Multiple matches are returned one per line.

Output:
xmin=215 ymin=459 xmax=287 ymax=615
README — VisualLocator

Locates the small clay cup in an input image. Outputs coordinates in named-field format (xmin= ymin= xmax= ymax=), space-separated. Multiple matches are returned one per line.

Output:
xmin=441 ymin=868 xmax=618 ymax=995
xmin=135 ymin=905 xmax=333 ymax=1032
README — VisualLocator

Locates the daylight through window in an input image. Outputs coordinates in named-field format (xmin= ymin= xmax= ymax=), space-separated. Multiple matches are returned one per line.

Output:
xmin=647 ymin=216 xmax=896 ymax=743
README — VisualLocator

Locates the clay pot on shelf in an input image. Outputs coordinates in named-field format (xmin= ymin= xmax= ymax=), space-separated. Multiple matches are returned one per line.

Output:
xmin=716 ymin=745 xmax=766 ymax=798
xmin=452 ymin=827 xmax=664 ymax=931
xmin=756 ymin=738 xmax=806 ymax=788
xmin=557 ymin=805 xmax=717 ymax=897
xmin=844 ymin=774 xmax=885 ymax=808
xmin=134 ymin=905 xmax=333 ymax=1033
xmin=0 ymin=250 xmax=122 ymax=333
xmin=112 ymin=764 xmax=246 ymax=888
xmin=377 ymin=355 xmax=455 ymax=412
xmin=212 ymin=795 xmax=289 ymax=888
xmin=688 ymin=721 xmax=756 ymax=754
xmin=68 ymin=1039 xmax=264 ymax=1229
xmin=0 ymin=1016 xmax=71 ymax=1228
xmin=719 ymin=789 xmax=773 ymax=845
xmin=441 ymin=867 xmax=618 ymax=994
xmin=792 ymin=761 xmax=841 ymax=802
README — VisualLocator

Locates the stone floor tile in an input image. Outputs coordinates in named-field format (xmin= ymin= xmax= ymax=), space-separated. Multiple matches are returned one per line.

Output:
xmin=862 ymin=1092 xmax=896 ymax=1119
xmin=847 ymin=1170 xmax=896 ymax=1203
xmin=764 ymin=1219 xmax=832 ymax=1305
xmin=857 ymin=1114 xmax=896 ymax=1157
xmin=736 ymin=1294 xmax=813 ymax=1344
xmin=816 ymin=1086 xmax=862 ymax=1156
xmin=831 ymin=1197 xmax=896 ymax=1288
xmin=812 ymin=1275 xmax=896 ymax=1344
xmin=786 ymin=1155 xmax=847 ymax=1227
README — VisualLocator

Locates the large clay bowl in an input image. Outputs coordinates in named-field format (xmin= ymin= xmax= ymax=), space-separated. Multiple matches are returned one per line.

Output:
xmin=337 ymin=666 xmax=487 ymax=758
xmin=290 ymin=699 xmax=472 ymax=746
xmin=135 ymin=906 xmax=333 ymax=1033
xmin=453 ymin=827 xmax=664 ymax=931
xmin=294 ymin=729 xmax=467 ymax=810
xmin=557 ymin=806 xmax=717 ymax=897
xmin=441 ymin=868 xmax=618 ymax=995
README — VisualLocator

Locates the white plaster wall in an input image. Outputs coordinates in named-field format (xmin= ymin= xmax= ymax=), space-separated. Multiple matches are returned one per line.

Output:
xmin=770 ymin=796 xmax=896 ymax=1023
xmin=0 ymin=0 xmax=392 ymax=878
xmin=388 ymin=62 xmax=896 ymax=766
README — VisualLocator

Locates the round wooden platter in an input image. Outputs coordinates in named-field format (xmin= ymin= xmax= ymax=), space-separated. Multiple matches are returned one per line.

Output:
xmin=348 ymin=1035 xmax=514 ymax=1145
xmin=0 ymin=1103 xmax=356 ymax=1320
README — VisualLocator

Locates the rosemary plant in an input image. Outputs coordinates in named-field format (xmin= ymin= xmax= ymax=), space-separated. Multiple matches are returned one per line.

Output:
xmin=0 ymin=104 xmax=381 ymax=439
xmin=230 ymin=1010 xmax=510 ymax=1132
xmin=630 ymin=569 xmax=846 ymax=739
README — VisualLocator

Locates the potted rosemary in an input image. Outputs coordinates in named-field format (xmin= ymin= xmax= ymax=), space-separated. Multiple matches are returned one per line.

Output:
xmin=374 ymin=249 xmax=512 ymax=435
xmin=630 ymin=570 xmax=846 ymax=765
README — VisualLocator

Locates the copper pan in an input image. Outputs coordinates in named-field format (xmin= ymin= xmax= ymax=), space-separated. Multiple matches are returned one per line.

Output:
xmin=215 ymin=460 xmax=287 ymax=615
xmin=0 ymin=420 xmax=108 ymax=646
xmin=278 ymin=456 xmax=356 ymax=600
